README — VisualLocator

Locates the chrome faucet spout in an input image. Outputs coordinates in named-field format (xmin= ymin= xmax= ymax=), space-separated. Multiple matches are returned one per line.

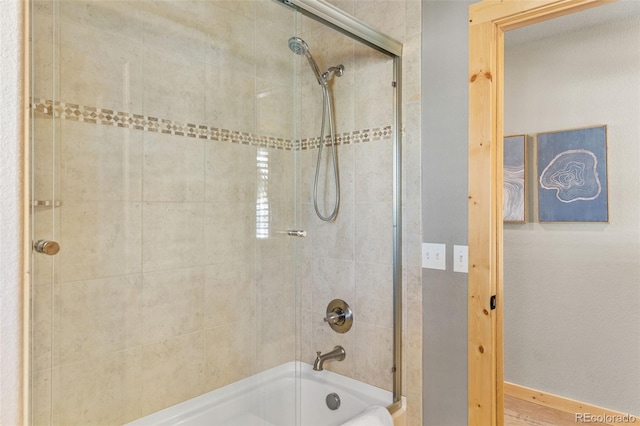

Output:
xmin=313 ymin=345 xmax=346 ymax=371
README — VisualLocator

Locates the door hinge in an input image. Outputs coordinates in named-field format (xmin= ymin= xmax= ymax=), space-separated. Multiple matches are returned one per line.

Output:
xmin=490 ymin=295 xmax=496 ymax=310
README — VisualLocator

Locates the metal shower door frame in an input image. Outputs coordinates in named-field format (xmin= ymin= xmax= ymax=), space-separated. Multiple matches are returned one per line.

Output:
xmin=278 ymin=0 xmax=404 ymax=412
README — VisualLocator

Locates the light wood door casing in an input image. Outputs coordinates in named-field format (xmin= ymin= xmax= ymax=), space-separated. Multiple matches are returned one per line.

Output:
xmin=467 ymin=1 xmax=614 ymax=425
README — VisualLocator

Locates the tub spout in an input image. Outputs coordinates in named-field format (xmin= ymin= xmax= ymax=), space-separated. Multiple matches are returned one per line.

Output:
xmin=313 ymin=346 xmax=346 ymax=371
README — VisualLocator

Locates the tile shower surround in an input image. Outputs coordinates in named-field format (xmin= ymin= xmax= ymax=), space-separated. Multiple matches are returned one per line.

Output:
xmin=32 ymin=98 xmax=393 ymax=150
xmin=31 ymin=99 xmax=392 ymax=388
xmin=30 ymin=97 xmax=397 ymax=421
xmin=30 ymin=0 xmax=422 ymax=423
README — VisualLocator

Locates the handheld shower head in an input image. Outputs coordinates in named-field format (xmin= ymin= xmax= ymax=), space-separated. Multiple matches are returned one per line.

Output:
xmin=288 ymin=36 xmax=343 ymax=221
xmin=288 ymin=37 xmax=308 ymax=56
xmin=288 ymin=36 xmax=324 ymax=85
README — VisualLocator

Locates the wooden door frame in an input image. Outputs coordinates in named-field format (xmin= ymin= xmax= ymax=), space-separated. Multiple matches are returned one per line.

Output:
xmin=467 ymin=1 xmax=614 ymax=424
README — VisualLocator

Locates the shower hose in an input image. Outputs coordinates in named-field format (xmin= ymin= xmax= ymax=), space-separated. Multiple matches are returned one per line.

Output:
xmin=313 ymin=83 xmax=341 ymax=222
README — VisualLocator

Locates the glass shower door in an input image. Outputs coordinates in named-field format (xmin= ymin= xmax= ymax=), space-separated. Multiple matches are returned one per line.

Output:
xmin=29 ymin=0 xmax=401 ymax=424
xmin=29 ymin=1 xmax=60 ymax=423
xmin=29 ymin=1 xmax=299 ymax=424
xmin=292 ymin=6 xmax=398 ymax=414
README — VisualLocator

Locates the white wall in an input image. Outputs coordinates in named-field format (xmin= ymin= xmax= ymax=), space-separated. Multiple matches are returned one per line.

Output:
xmin=0 ymin=0 xmax=25 ymax=424
xmin=504 ymin=14 xmax=640 ymax=414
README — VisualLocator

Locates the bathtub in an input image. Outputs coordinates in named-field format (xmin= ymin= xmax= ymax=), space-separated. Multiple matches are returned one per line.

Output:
xmin=127 ymin=361 xmax=405 ymax=426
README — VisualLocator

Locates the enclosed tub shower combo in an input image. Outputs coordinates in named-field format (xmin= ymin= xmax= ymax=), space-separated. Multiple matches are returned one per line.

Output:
xmin=28 ymin=0 xmax=404 ymax=424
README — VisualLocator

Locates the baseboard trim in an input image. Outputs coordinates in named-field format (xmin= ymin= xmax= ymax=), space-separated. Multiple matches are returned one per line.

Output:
xmin=504 ymin=382 xmax=638 ymax=425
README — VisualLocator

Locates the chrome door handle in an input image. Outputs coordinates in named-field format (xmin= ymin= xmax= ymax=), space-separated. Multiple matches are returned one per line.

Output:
xmin=33 ymin=240 xmax=60 ymax=256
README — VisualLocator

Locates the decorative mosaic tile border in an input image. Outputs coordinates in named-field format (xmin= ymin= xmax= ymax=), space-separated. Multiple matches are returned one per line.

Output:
xmin=31 ymin=99 xmax=393 ymax=150
xmin=298 ymin=126 xmax=393 ymax=150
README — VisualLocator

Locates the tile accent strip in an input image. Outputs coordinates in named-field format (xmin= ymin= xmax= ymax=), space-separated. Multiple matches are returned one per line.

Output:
xmin=31 ymin=99 xmax=392 ymax=150
xmin=297 ymin=125 xmax=393 ymax=150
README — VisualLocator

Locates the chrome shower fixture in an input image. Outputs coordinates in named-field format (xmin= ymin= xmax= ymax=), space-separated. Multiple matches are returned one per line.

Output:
xmin=288 ymin=37 xmax=323 ymax=85
xmin=288 ymin=36 xmax=344 ymax=221
xmin=324 ymin=299 xmax=353 ymax=333
xmin=322 ymin=65 xmax=344 ymax=82
xmin=288 ymin=37 xmax=344 ymax=86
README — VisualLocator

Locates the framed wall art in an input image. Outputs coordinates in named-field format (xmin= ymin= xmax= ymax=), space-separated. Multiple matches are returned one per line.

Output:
xmin=503 ymin=134 xmax=526 ymax=222
xmin=537 ymin=125 xmax=608 ymax=223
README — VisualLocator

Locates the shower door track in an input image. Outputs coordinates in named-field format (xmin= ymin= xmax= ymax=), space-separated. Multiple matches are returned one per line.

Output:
xmin=275 ymin=0 xmax=404 ymax=413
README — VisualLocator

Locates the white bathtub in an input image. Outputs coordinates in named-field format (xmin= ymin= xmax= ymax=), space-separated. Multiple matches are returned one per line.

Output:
xmin=127 ymin=362 xmax=403 ymax=426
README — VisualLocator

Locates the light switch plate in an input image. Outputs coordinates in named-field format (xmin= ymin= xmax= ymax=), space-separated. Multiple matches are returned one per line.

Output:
xmin=422 ymin=243 xmax=446 ymax=270
xmin=453 ymin=245 xmax=468 ymax=273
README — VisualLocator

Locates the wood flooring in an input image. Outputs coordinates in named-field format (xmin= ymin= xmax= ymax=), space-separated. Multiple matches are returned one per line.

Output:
xmin=504 ymin=395 xmax=608 ymax=425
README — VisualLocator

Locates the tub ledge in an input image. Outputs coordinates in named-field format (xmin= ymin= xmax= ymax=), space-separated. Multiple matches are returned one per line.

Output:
xmin=388 ymin=396 xmax=407 ymax=426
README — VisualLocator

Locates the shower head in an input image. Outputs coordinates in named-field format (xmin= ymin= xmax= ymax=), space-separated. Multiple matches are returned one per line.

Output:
xmin=288 ymin=36 xmax=324 ymax=86
xmin=288 ymin=37 xmax=309 ymax=56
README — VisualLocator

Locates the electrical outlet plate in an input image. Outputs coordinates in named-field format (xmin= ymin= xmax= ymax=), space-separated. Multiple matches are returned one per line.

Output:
xmin=422 ymin=243 xmax=446 ymax=270
xmin=453 ymin=245 xmax=468 ymax=273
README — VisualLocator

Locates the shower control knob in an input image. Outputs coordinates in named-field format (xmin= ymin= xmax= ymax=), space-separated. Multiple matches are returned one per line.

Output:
xmin=33 ymin=240 xmax=60 ymax=256
xmin=325 ymin=299 xmax=353 ymax=333
xmin=324 ymin=309 xmax=345 ymax=325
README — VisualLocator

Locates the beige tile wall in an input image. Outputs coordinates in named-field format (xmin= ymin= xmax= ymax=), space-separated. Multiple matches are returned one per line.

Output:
xmin=298 ymin=1 xmax=423 ymax=425
xmin=30 ymin=0 xmax=421 ymax=425
xmin=31 ymin=1 xmax=294 ymax=424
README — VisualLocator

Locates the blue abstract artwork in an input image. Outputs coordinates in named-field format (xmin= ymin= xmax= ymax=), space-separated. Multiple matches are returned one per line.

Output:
xmin=537 ymin=125 xmax=608 ymax=223
xmin=504 ymin=135 xmax=526 ymax=222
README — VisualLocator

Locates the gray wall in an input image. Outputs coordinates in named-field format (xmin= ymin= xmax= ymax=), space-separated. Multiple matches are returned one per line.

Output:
xmin=421 ymin=2 xmax=640 ymax=422
xmin=503 ymin=14 xmax=640 ymax=414
xmin=421 ymin=1 xmax=472 ymax=424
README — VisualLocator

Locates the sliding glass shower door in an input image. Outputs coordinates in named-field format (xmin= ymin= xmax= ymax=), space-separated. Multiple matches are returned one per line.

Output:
xmin=29 ymin=1 xmax=400 ymax=424
xmin=30 ymin=1 xmax=299 ymax=423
